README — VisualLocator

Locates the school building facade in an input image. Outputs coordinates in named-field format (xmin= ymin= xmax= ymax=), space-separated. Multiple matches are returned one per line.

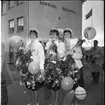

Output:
xmin=1 ymin=0 xmax=86 ymax=61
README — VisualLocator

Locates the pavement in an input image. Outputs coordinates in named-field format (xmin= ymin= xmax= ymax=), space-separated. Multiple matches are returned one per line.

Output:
xmin=2 ymin=63 xmax=104 ymax=105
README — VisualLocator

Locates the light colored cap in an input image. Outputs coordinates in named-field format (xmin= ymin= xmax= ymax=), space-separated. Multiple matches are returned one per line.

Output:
xmin=58 ymin=28 xmax=64 ymax=34
xmin=63 ymin=28 xmax=72 ymax=33
xmin=29 ymin=28 xmax=39 ymax=35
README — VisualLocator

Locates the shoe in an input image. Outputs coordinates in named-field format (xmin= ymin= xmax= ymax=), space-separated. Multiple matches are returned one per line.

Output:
xmin=33 ymin=103 xmax=39 ymax=105
xmin=27 ymin=103 xmax=34 ymax=105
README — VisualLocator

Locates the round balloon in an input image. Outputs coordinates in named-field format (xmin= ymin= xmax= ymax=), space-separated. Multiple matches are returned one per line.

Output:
xmin=28 ymin=61 xmax=40 ymax=75
xmin=84 ymin=27 xmax=96 ymax=40
xmin=75 ymin=86 xmax=86 ymax=100
xmin=61 ymin=77 xmax=74 ymax=91
xmin=9 ymin=36 xmax=23 ymax=48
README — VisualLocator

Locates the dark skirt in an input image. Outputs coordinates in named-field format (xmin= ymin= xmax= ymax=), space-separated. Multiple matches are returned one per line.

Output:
xmin=25 ymin=81 xmax=44 ymax=91
xmin=45 ymin=80 xmax=60 ymax=91
xmin=21 ymin=72 xmax=44 ymax=91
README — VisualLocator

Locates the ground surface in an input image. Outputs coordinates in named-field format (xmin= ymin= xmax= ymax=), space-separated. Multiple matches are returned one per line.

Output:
xmin=2 ymin=62 xmax=104 ymax=105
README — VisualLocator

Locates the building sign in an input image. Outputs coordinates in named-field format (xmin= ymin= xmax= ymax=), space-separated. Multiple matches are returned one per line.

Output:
xmin=39 ymin=1 xmax=76 ymax=14
xmin=62 ymin=7 xmax=76 ymax=14
xmin=40 ymin=1 xmax=57 ymax=9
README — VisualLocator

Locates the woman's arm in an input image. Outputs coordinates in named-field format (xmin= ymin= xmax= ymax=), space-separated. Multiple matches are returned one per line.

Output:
xmin=38 ymin=43 xmax=45 ymax=73
xmin=57 ymin=42 xmax=65 ymax=58
xmin=45 ymin=40 xmax=52 ymax=51
xmin=24 ymin=41 xmax=31 ymax=53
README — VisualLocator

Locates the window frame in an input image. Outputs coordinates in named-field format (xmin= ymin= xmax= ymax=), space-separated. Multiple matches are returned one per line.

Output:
xmin=17 ymin=1 xmax=23 ymax=5
xmin=1 ymin=1 xmax=7 ymax=16
xmin=8 ymin=1 xmax=14 ymax=9
xmin=8 ymin=19 xmax=15 ymax=34
xmin=17 ymin=16 xmax=24 ymax=33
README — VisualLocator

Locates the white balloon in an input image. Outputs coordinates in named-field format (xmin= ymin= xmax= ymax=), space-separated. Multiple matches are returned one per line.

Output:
xmin=84 ymin=27 xmax=96 ymax=40
xmin=75 ymin=86 xmax=86 ymax=100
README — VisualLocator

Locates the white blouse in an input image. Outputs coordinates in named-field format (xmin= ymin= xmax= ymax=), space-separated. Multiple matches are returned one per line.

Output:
xmin=45 ymin=39 xmax=66 ymax=59
xmin=65 ymin=38 xmax=83 ymax=69
xmin=26 ymin=39 xmax=45 ymax=70
xmin=55 ymin=40 xmax=66 ymax=59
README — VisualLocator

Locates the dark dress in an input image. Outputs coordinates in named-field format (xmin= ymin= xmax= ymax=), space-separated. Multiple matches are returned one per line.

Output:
xmin=44 ymin=59 xmax=61 ymax=91
xmin=21 ymin=71 xmax=44 ymax=91
xmin=17 ymin=49 xmax=44 ymax=91
xmin=25 ymin=81 xmax=44 ymax=91
xmin=46 ymin=80 xmax=60 ymax=91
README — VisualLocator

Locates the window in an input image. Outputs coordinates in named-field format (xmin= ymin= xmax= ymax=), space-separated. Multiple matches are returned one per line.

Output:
xmin=17 ymin=17 xmax=24 ymax=32
xmin=17 ymin=1 xmax=23 ymax=5
xmin=9 ymin=19 xmax=14 ymax=33
xmin=1 ymin=1 xmax=6 ymax=15
xmin=8 ymin=1 xmax=14 ymax=9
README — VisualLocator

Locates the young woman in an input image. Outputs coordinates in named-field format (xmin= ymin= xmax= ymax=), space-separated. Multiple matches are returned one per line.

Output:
xmin=45 ymin=28 xmax=66 ymax=105
xmin=25 ymin=29 xmax=45 ymax=105
xmin=63 ymin=28 xmax=84 ymax=88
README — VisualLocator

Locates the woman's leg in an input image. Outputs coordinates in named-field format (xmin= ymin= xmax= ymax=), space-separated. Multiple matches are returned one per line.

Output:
xmin=28 ymin=90 xmax=35 ymax=105
xmin=51 ymin=90 xmax=55 ymax=105
xmin=54 ymin=90 xmax=60 ymax=105
xmin=33 ymin=91 xmax=38 ymax=105
xmin=51 ymin=90 xmax=60 ymax=105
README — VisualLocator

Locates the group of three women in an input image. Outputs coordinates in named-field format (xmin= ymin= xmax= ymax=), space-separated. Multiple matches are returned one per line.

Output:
xmin=22 ymin=28 xmax=84 ymax=105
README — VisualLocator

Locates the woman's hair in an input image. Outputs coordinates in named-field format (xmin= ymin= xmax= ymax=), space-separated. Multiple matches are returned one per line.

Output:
xmin=49 ymin=29 xmax=59 ymax=37
xmin=63 ymin=29 xmax=72 ymax=38
xmin=29 ymin=30 xmax=38 ymax=38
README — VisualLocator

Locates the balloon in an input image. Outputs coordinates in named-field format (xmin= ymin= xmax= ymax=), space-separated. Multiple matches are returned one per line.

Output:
xmin=65 ymin=89 xmax=75 ymax=104
xmin=84 ymin=27 xmax=96 ymax=40
xmin=28 ymin=61 xmax=40 ymax=75
xmin=75 ymin=86 xmax=86 ymax=100
xmin=9 ymin=36 xmax=23 ymax=48
xmin=61 ymin=77 xmax=74 ymax=91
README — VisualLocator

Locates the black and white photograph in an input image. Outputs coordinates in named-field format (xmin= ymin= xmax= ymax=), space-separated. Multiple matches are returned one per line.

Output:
xmin=0 ymin=0 xmax=104 ymax=105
